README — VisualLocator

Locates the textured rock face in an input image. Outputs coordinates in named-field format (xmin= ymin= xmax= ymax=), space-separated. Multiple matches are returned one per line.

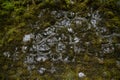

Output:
xmin=1 ymin=0 xmax=120 ymax=79
xmin=20 ymin=9 xmax=120 ymax=77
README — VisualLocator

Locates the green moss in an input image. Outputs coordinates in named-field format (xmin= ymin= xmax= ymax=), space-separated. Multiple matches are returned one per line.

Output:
xmin=23 ymin=12 xmax=34 ymax=19
xmin=94 ymin=76 xmax=103 ymax=80
xmin=71 ymin=2 xmax=87 ymax=12
xmin=2 ymin=1 xmax=14 ymax=10
xmin=104 ymin=59 xmax=116 ymax=67
xmin=62 ymin=67 xmax=76 ymax=80
xmin=43 ymin=22 xmax=51 ymax=27
xmin=84 ymin=54 xmax=90 ymax=62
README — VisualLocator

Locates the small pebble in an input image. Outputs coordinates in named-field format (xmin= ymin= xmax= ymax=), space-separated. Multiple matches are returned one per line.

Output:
xmin=78 ymin=72 xmax=86 ymax=78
